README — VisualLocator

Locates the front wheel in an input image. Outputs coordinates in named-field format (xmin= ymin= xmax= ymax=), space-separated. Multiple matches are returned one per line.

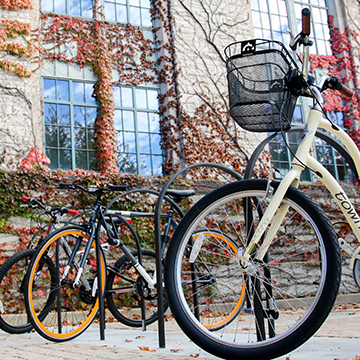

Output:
xmin=24 ymin=226 xmax=106 ymax=342
xmin=165 ymin=180 xmax=341 ymax=360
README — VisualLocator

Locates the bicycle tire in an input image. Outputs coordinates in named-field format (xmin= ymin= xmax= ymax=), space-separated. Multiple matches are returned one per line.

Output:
xmin=24 ymin=226 xmax=106 ymax=342
xmin=165 ymin=179 xmax=341 ymax=360
xmin=0 ymin=249 xmax=56 ymax=334
xmin=106 ymin=249 xmax=167 ymax=327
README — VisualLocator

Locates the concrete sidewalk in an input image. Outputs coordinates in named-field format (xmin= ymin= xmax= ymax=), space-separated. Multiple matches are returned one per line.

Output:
xmin=0 ymin=299 xmax=359 ymax=360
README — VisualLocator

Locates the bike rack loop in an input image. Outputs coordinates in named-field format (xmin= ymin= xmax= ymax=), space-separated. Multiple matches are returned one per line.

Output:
xmin=154 ymin=162 xmax=242 ymax=348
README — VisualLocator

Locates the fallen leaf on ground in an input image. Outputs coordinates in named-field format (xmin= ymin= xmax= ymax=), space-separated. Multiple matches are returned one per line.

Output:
xmin=139 ymin=346 xmax=156 ymax=352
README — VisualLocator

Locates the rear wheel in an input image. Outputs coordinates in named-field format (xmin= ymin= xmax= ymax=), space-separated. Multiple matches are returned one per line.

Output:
xmin=24 ymin=226 xmax=106 ymax=342
xmin=165 ymin=180 xmax=341 ymax=360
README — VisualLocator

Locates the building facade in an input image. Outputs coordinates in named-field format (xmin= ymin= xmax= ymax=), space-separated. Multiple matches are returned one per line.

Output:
xmin=1 ymin=0 xmax=360 ymax=180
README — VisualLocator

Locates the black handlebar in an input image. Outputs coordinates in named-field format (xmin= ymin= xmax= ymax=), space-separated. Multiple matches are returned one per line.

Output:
xmin=321 ymin=76 xmax=354 ymax=98
xmin=21 ymin=195 xmax=80 ymax=216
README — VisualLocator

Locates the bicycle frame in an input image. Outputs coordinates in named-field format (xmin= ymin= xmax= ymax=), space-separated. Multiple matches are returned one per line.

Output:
xmin=241 ymin=94 xmax=360 ymax=269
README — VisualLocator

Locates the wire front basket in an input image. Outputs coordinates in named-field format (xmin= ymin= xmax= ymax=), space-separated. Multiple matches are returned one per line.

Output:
xmin=225 ymin=39 xmax=298 ymax=133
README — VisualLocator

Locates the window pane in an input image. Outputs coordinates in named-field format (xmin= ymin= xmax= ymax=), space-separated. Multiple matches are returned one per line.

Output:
xmin=251 ymin=0 xmax=259 ymax=11
xmin=118 ymin=153 xmax=137 ymax=173
xmin=152 ymin=155 xmax=163 ymax=175
xmin=74 ymin=106 xmax=86 ymax=127
xmin=147 ymin=90 xmax=158 ymax=109
xmin=88 ymin=130 xmax=95 ymax=149
xmin=252 ymin=12 xmax=261 ymax=28
xmin=76 ymin=150 xmax=87 ymax=169
xmin=137 ymin=112 xmax=148 ymax=131
xmin=122 ymin=87 xmax=133 ymax=107
xmin=46 ymin=148 xmax=58 ymax=169
xmin=141 ymin=8 xmax=151 ymax=26
xmin=58 ymin=127 xmax=71 ymax=148
xmin=82 ymin=0 xmax=93 ymax=17
xmin=114 ymin=110 xmax=122 ymax=130
xmin=124 ymin=132 xmax=136 ymax=153
xmin=45 ymin=126 xmax=58 ymax=147
xmin=70 ymin=0 xmax=81 ymax=16
xmin=130 ymin=7 xmax=141 ymax=26
xmin=123 ymin=111 xmax=134 ymax=131
xmin=140 ymin=0 xmax=151 ymax=8
xmin=149 ymin=113 xmax=160 ymax=132
xmin=44 ymin=103 xmax=57 ymax=125
xmin=44 ymin=79 xmax=56 ymax=100
xmin=135 ymin=89 xmax=146 ymax=108
xmin=124 ymin=132 xmax=136 ymax=152
xmin=73 ymin=82 xmax=85 ymax=103
xmin=54 ymin=0 xmax=66 ymax=13
xmin=58 ymin=105 xmax=70 ymax=125
xmin=151 ymin=134 xmax=162 ymax=154
xmin=259 ymin=0 xmax=267 ymax=11
xmin=42 ymin=2 xmax=53 ymax=12
xmin=74 ymin=128 xmax=87 ymax=149
xmin=105 ymin=3 xmax=116 ymax=22
xmin=86 ymin=107 xmax=97 ymax=127
xmin=139 ymin=133 xmax=150 ymax=153
xmin=60 ymin=149 xmax=72 ymax=169
xmin=85 ymin=83 xmax=95 ymax=104
xmin=140 ymin=154 xmax=152 ymax=175
xmin=117 ymin=5 xmax=127 ymax=23
xmin=57 ymin=80 xmax=69 ymax=101
xmin=271 ymin=15 xmax=281 ymax=32
xmin=278 ymin=0 xmax=287 ymax=16
xmin=117 ymin=131 xmax=124 ymax=151
xmin=114 ymin=87 xmax=121 ymax=107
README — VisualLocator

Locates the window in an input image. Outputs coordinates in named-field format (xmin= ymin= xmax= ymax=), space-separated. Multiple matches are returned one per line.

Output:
xmin=251 ymin=0 xmax=353 ymax=182
xmin=114 ymin=85 xmax=163 ymax=175
xmin=42 ymin=0 xmax=152 ymax=27
xmin=104 ymin=0 xmax=152 ymax=26
xmin=42 ymin=0 xmax=94 ymax=18
xmin=43 ymin=78 xmax=97 ymax=171
xmin=251 ymin=0 xmax=331 ymax=55
xmin=41 ymin=1 xmax=162 ymax=175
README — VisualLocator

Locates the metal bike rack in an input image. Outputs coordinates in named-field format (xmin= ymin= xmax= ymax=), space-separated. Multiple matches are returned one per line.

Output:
xmin=154 ymin=162 xmax=242 ymax=348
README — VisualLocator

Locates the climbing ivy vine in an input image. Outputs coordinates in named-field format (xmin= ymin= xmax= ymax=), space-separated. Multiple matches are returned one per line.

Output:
xmin=2 ymin=1 xmax=360 ymax=175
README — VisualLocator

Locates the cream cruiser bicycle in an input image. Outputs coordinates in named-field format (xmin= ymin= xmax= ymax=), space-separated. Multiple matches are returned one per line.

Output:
xmin=164 ymin=8 xmax=355 ymax=360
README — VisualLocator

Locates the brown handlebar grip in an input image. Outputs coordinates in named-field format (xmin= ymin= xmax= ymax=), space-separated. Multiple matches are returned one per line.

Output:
xmin=340 ymin=85 xmax=354 ymax=98
xmin=302 ymin=8 xmax=311 ymax=35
